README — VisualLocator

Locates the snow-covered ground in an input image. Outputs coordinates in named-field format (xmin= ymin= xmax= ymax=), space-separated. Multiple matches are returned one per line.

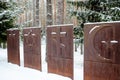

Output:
xmin=0 ymin=37 xmax=83 ymax=80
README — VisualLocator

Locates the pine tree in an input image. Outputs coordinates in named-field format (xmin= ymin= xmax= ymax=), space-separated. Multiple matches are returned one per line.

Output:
xmin=0 ymin=0 xmax=23 ymax=48
xmin=67 ymin=0 xmax=120 ymax=54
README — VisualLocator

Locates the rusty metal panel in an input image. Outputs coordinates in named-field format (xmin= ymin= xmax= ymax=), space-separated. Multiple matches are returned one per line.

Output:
xmin=84 ymin=61 xmax=120 ymax=80
xmin=84 ymin=22 xmax=120 ymax=80
xmin=47 ymin=24 xmax=73 ymax=79
xmin=7 ymin=29 xmax=20 ymax=66
xmin=23 ymin=27 xmax=41 ymax=70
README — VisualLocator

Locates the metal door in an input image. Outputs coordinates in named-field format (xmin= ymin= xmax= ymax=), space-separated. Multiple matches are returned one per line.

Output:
xmin=23 ymin=27 xmax=41 ymax=70
xmin=84 ymin=22 xmax=120 ymax=80
xmin=7 ymin=29 xmax=20 ymax=65
xmin=47 ymin=24 xmax=73 ymax=79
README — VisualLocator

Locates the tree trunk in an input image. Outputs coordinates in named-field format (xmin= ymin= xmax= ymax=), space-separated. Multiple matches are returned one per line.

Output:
xmin=80 ymin=43 xmax=83 ymax=55
xmin=33 ymin=0 xmax=40 ymax=26
xmin=0 ymin=43 xmax=2 ymax=48
xmin=3 ymin=42 xmax=6 ymax=49
xmin=46 ymin=0 xmax=53 ymax=25
xmin=54 ymin=0 xmax=64 ymax=25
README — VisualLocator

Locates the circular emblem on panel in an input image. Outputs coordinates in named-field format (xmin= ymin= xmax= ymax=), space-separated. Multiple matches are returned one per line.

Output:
xmin=93 ymin=26 xmax=118 ymax=62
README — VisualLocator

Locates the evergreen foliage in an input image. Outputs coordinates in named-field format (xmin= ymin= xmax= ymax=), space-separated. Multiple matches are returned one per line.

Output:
xmin=0 ymin=0 xmax=23 ymax=48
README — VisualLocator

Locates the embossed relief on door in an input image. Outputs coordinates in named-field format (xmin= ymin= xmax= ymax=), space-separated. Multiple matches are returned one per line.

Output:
xmin=23 ymin=28 xmax=41 ymax=70
xmin=93 ymin=26 xmax=120 ymax=64
xmin=85 ymin=24 xmax=120 ymax=63
xmin=47 ymin=25 xmax=73 ymax=79
xmin=94 ymin=26 xmax=115 ymax=62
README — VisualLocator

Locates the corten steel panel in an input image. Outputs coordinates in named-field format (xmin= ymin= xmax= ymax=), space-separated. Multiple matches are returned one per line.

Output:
xmin=84 ymin=21 xmax=120 ymax=80
xmin=47 ymin=24 xmax=73 ymax=80
xmin=7 ymin=29 xmax=20 ymax=66
xmin=23 ymin=27 xmax=41 ymax=70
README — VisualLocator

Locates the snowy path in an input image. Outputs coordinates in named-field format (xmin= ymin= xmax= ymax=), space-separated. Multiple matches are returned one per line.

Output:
xmin=0 ymin=39 xmax=83 ymax=80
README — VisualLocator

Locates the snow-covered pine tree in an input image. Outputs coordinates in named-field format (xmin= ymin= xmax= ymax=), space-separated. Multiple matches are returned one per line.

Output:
xmin=0 ymin=0 xmax=23 ymax=48
xmin=67 ymin=0 xmax=120 ymax=54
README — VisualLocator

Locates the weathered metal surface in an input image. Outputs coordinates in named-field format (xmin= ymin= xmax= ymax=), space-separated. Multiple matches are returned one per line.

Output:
xmin=23 ymin=27 xmax=41 ymax=70
xmin=7 ymin=29 xmax=20 ymax=66
xmin=47 ymin=24 xmax=73 ymax=79
xmin=84 ymin=22 xmax=120 ymax=80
